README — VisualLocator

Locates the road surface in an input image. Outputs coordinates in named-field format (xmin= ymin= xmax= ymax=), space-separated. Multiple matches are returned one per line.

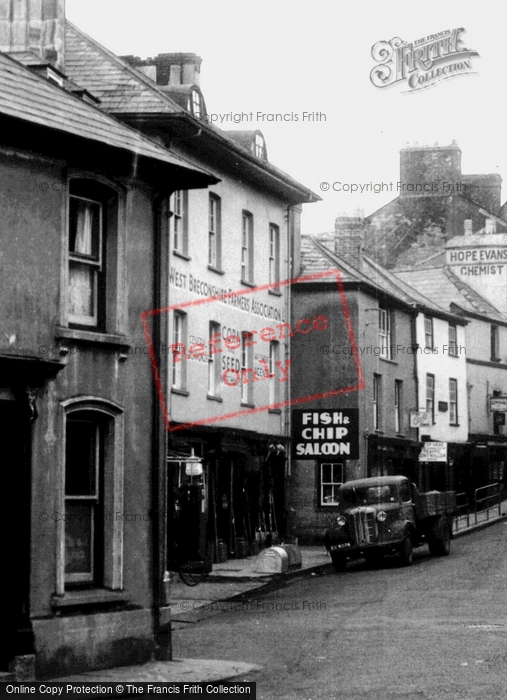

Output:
xmin=172 ymin=523 xmax=507 ymax=699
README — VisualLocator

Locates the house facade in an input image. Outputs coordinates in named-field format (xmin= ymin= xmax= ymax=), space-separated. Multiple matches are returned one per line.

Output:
xmin=397 ymin=229 xmax=507 ymax=496
xmin=286 ymin=217 xmax=467 ymax=544
xmin=0 ymin=1 xmax=216 ymax=679
xmin=61 ymin=27 xmax=319 ymax=560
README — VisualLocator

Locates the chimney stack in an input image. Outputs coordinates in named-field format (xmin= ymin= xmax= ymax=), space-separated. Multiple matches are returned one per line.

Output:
xmin=485 ymin=218 xmax=496 ymax=234
xmin=399 ymin=141 xmax=461 ymax=197
xmin=464 ymin=219 xmax=473 ymax=236
xmin=0 ymin=0 xmax=65 ymax=71
xmin=334 ymin=216 xmax=365 ymax=270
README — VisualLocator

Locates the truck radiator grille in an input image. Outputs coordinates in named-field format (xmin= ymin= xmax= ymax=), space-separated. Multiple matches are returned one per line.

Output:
xmin=349 ymin=509 xmax=377 ymax=544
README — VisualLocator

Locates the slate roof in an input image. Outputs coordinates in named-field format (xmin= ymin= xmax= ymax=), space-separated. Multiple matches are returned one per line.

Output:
xmin=63 ymin=22 xmax=319 ymax=203
xmin=395 ymin=267 xmax=507 ymax=322
xmin=0 ymin=51 xmax=215 ymax=176
xmin=65 ymin=22 xmax=179 ymax=114
xmin=299 ymin=235 xmax=464 ymax=321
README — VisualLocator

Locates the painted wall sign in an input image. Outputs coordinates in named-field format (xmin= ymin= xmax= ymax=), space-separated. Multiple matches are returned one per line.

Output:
xmin=292 ymin=409 xmax=359 ymax=459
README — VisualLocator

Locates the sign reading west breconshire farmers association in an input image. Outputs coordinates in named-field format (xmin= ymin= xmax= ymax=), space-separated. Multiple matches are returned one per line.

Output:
xmin=292 ymin=409 xmax=359 ymax=460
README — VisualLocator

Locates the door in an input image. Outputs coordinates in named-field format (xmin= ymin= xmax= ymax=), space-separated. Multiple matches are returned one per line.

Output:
xmin=0 ymin=397 xmax=33 ymax=670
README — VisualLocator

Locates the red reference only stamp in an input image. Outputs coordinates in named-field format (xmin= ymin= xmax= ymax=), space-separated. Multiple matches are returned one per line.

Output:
xmin=142 ymin=270 xmax=364 ymax=432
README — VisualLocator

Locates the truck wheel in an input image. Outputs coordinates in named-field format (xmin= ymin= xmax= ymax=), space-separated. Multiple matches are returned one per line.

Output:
xmin=364 ymin=551 xmax=384 ymax=568
xmin=428 ymin=519 xmax=451 ymax=557
xmin=330 ymin=551 xmax=347 ymax=572
xmin=399 ymin=532 xmax=413 ymax=566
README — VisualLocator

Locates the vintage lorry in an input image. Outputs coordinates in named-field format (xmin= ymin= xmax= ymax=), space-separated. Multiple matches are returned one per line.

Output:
xmin=324 ymin=475 xmax=456 ymax=570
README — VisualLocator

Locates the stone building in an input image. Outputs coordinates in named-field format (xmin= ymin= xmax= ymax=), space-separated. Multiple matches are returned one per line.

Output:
xmin=0 ymin=0 xmax=217 ymax=679
xmin=60 ymin=21 xmax=318 ymax=562
xmin=397 ymin=226 xmax=507 ymax=496
xmin=287 ymin=217 xmax=466 ymax=544
xmin=365 ymin=142 xmax=507 ymax=269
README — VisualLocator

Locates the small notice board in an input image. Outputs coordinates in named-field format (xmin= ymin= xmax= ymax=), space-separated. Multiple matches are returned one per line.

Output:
xmin=419 ymin=441 xmax=447 ymax=462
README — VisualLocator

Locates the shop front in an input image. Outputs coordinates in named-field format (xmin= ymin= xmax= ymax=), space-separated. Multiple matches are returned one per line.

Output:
xmin=168 ymin=428 xmax=286 ymax=566
xmin=367 ymin=434 xmax=421 ymax=483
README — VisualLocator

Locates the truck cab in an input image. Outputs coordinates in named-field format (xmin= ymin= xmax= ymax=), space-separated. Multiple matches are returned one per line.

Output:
xmin=324 ymin=475 xmax=454 ymax=570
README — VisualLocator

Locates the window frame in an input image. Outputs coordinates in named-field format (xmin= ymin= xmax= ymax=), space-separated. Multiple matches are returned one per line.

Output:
xmin=207 ymin=321 xmax=222 ymax=399
xmin=241 ymin=211 xmax=254 ymax=284
xmin=68 ymin=194 xmax=103 ymax=328
xmin=448 ymin=323 xmax=458 ymax=357
xmin=426 ymin=373 xmax=435 ymax=424
xmin=252 ymin=133 xmax=267 ymax=160
xmin=64 ymin=416 xmax=102 ymax=585
xmin=373 ymin=374 xmax=381 ymax=430
xmin=63 ymin=173 xmax=126 ymax=336
xmin=449 ymin=378 xmax=458 ymax=425
xmin=269 ymin=224 xmax=280 ymax=286
xmin=172 ymin=311 xmax=187 ymax=391
xmin=57 ymin=398 xmax=124 ymax=596
xmin=320 ymin=462 xmax=344 ymax=506
xmin=172 ymin=190 xmax=188 ymax=257
xmin=187 ymin=88 xmax=203 ymax=119
xmin=424 ymin=316 xmax=434 ymax=350
xmin=394 ymin=379 xmax=403 ymax=434
xmin=491 ymin=324 xmax=500 ymax=361
xmin=378 ymin=308 xmax=392 ymax=360
xmin=208 ymin=194 xmax=222 ymax=270
xmin=269 ymin=340 xmax=280 ymax=407
xmin=241 ymin=331 xmax=254 ymax=406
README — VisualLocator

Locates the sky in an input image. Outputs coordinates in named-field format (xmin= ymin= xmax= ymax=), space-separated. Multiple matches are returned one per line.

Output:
xmin=66 ymin=0 xmax=503 ymax=234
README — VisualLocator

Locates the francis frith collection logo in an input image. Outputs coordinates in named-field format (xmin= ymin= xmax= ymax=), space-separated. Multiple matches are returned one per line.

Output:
xmin=370 ymin=28 xmax=479 ymax=92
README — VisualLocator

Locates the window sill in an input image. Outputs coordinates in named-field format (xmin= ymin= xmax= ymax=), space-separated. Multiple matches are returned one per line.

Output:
xmin=491 ymin=357 xmax=501 ymax=363
xmin=373 ymin=429 xmax=384 ymax=435
xmin=449 ymin=423 xmax=460 ymax=427
xmin=171 ymin=388 xmax=189 ymax=397
xmin=240 ymin=402 xmax=255 ymax=409
xmin=207 ymin=394 xmax=223 ymax=403
xmin=51 ymin=588 xmax=128 ymax=610
xmin=56 ymin=327 xmax=130 ymax=350
xmin=208 ymin=265 xmax=225 ymax=275
xmin=268 ymin=408 xmax=282 ymax=414
xmin=173 ymin=250 xmax=191 ymax=261
xmin=395 ymin=433 xmax=406 ymax=438
xmin=240 ymin=279 xmax=256 ymax=288
xmin=268 ymin=288 xmax=283 ymax=297
xmin=379 ymin=357 xmax=398 ymax=365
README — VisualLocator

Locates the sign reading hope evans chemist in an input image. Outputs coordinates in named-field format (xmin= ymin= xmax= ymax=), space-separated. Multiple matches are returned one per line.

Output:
xmin=292 ymin=409 xmax=359 ymax=459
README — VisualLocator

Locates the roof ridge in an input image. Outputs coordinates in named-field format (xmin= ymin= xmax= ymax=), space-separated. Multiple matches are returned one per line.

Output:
xmin=0 ymin=52 xmax=215 ymax=176
xmin=443 ymin=267 xmax=506 ymax=316
xmin=363 ymin=255 xmax=455 ymax=316
xmin=66 ymin=21 xmax=184 ymax=112
xmin=64 ymin=22 xmax=319 ymax=202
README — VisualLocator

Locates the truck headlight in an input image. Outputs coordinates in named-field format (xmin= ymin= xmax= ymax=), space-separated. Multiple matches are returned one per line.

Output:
xmin=336 ymin=515 xmax=346 ymax=527
xmin=377 ymin=511 xmax=387 ymax=522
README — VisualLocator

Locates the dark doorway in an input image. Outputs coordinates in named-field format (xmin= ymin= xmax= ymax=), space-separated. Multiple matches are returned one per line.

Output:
xmin=0 ymin=397 xmax=33 ymax=671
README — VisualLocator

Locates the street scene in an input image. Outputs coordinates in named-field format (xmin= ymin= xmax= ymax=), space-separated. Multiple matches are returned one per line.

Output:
xmin=173 ymin=523 xmax=507 ymax=700
xmin=1 ymin=0 xmax=507 ymax=699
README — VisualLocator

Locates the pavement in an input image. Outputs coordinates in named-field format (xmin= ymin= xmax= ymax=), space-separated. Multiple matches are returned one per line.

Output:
xmin=43 ymin=502 xmax=507 ymax=686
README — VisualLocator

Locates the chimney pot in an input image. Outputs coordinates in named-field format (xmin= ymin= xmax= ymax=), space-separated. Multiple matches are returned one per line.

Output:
xmin=0 ymin=0 xmax=65 ymax=71
xmin=485 ymin=218 xmax=496 ymax=234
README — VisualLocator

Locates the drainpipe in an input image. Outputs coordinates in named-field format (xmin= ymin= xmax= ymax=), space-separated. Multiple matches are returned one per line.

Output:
xmin=151 ymin=193 xmax=171 ymax=660
xmin=284 ymin=205 xmax=296 ymax=538
xmin=410 ymin=308 xmax=420 ymax=488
